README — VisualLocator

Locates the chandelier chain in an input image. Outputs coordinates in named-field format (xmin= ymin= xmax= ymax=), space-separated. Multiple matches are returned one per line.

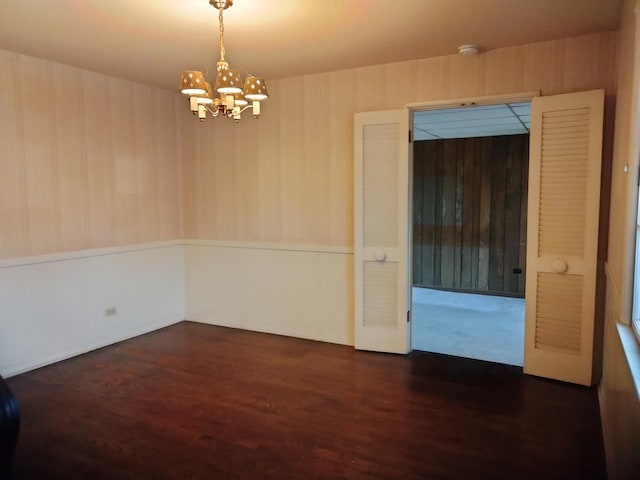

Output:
xmin=218 ymin=7 xmax=226 ymax=63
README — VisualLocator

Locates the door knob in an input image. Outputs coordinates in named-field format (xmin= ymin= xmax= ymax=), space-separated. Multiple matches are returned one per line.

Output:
xmin=552 ymin=259 xmax=568 ymax=273
xmin=373 ymin=250 xmax=387 ymax=262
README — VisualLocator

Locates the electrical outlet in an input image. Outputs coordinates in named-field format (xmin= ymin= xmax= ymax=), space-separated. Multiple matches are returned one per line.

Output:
xmin=105 ymin=307 xmax=117 ymax=317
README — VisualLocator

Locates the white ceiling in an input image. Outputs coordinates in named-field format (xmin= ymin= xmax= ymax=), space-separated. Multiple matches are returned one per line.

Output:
xmin=0 ymin=0 xmax=623 ymax=92
xmin=413 ymin=103 xmax=531 ymax=140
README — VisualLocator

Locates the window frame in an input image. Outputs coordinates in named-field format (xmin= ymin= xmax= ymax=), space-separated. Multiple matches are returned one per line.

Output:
xmin=633 ymin=182 xmax=640 ymax=342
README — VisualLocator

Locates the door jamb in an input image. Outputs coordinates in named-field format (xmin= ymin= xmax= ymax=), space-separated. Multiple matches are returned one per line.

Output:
xmin=407 ymin=91 xmax=540 ymax=112
xmin=405 ymin=90 xmax=540 ymax=354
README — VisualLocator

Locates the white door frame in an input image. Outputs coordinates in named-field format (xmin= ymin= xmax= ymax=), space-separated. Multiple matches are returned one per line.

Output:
xmin=406 ymin=91 xmax=540 ymax=112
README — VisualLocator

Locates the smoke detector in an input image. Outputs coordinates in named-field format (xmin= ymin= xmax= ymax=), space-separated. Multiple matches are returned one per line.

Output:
xmin=458 ymin=44 xmax=479 ymax=55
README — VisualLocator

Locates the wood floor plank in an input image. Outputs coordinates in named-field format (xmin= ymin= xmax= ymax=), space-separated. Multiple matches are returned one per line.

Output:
xmin=6 ymin=322 xmax=606 ymax=479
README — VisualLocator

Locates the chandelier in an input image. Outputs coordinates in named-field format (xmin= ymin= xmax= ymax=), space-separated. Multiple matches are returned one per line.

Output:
xmin=179 ymin=0 xmax=268 ymax=122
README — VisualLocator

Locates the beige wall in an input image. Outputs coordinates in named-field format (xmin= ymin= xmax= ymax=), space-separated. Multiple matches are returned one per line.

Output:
xmin=600 ymin=0 xmax=640 ymax=478
xmin=181 ymin=32 xmax=618 ymax=247
xmin=0 ymin=49 xmax=183 ymax=260
xmin=0 ymin=34 xmax=620 ymax=258
xmin=607 ymin=1 xmax=640 ymax=294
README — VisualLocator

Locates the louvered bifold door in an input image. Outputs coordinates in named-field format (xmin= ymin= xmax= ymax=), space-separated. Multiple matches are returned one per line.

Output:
xmin=354 ymin=110 xmax=410 ymax=353
xmin=524 ymin=90 xmax=604 ymax=386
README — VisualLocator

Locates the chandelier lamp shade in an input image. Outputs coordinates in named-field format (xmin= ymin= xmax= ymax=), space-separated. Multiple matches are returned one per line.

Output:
xmin=179 ymin=0 xmax=268 ymax=122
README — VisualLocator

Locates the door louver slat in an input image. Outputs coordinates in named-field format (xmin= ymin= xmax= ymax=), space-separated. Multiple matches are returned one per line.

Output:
xmin=363 ymin=261 xmax=398 ymax=328
xmin=363 ymin=124 xmax=399 ymax=248
xmin=535 ymin=272 xmax=582 ymax=355
xmin=537 ymin=109 xmax=590 ymax=258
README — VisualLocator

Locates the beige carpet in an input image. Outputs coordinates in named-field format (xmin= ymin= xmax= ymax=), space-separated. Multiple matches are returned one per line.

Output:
xmin=411 ymin=287 xmax=525 ymax=366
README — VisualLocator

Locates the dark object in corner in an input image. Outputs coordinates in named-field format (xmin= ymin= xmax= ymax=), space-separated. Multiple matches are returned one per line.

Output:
xmin=0 ymin=375 xmax=19 ymax=480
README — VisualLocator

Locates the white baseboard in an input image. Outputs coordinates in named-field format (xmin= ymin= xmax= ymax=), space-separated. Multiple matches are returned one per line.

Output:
xmin=4 ymin=317 xmax=181 ymax=378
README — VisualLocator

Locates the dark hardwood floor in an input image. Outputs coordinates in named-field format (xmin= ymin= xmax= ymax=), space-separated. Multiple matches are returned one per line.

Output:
xmin=6 ymin=322 xmax=606 ymax=479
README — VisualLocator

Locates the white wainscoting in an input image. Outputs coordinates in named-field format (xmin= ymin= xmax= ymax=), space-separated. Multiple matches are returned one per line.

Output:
xmin=0 ymin=241 xmax=185 ymax=377
xmin=185 ymin=241 xmax=354 ymax=346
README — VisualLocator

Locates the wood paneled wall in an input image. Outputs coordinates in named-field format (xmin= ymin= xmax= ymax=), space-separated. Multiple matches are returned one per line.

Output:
xmin=181 ymin=33 xmax=618 ymax=247
xmin=0 ymin=49 xmax=182 ymax=260
xmin=413 ymin=135 xmax=529 ymax=296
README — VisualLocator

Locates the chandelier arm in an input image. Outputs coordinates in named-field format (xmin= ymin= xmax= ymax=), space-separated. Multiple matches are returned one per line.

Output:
xmin=237 ymin=105 xmax=255 ymax=115
xmin=203 ymin=104 xmax=217 ymax=115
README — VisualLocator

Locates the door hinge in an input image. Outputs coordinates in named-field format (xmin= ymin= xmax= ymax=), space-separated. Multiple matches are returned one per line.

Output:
xmin=408 ymin=130 xmax=412 ymax=143
xmin=407 ymin=310 xmax=411 ymax=323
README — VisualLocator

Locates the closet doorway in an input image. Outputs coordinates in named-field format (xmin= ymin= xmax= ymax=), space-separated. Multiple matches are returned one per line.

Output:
xmin=410 ymin=103 xmax=530 ymax=366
